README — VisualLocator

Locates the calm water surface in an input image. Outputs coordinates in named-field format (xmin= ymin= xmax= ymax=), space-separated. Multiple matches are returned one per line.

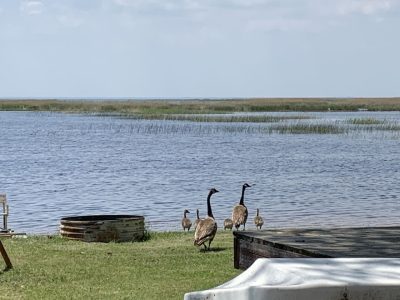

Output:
xmin=0 ymin=111 xmax=399 ymax=233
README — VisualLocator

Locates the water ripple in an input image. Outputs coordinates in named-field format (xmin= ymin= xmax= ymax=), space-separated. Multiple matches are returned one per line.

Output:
xmin=0 ymin=111 xmax=399 ymax=233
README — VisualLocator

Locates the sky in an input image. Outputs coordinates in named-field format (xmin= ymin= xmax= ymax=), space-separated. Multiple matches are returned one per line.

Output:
xmin=0 ymin=0 xmax=400 ymax=98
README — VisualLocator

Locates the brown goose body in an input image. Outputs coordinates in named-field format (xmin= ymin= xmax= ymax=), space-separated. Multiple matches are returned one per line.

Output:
xmin=194 ymin=188 xmax=219 ymax=250
xmin=194 ymin=217 xmax=217 ymax=247
xmin=254 ymin=208 xmax=264 ymax=230
xmin=223 ymin=218 xmax=233 ymax=230
xmin=182 ymin=209 xmax=192 ymax=231
xmin=232 ymin=183 xmax=252 ymax=230
xmin=232 ymin=205 xmax=247 ymax=230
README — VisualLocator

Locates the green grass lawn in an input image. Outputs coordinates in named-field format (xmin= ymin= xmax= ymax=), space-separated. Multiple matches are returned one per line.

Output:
xmin=0 ymin=231 xmax=240 ymax=300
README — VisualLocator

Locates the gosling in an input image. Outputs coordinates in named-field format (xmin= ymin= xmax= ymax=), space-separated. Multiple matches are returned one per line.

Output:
xmin=254 ymin=208 xmax=264 ymax=230
xmin=182 ymin=209 xmax=192 ymax=231
xmin=223 ymin=218 xmax=233 ymax=230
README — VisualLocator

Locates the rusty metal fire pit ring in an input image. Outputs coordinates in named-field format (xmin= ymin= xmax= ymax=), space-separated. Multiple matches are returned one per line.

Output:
xmin=60 ymin=215 xmax=145 ymax=242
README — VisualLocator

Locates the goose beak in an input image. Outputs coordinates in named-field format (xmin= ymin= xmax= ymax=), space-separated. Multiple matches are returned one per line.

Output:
xmin=215 ymin=189 xmax=219 ymax=193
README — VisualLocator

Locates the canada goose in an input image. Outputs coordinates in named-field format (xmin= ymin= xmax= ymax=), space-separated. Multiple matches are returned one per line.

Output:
xmin=194 ymin=188 xmax=219 ymax=251
xmin=182 ymin=209 xmax=192 ymax=231
xmin=232 ymin=183 xmax=252 ymax=230
xmin=224 ymin=218 xmax=233 ymax=230
xmin=193 ymin=209 xmax=201 ymax=231
xmin=254 ymin=208 xmax=264 ymax=230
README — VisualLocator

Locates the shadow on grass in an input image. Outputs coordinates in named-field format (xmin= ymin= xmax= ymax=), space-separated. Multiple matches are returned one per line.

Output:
xmin=0 ymin=266 xmax=12 ymax=273
xmin=199 ymin=247 xmax=227 ymax=253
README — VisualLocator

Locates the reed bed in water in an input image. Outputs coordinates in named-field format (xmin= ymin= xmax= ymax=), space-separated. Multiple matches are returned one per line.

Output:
xmin=80 ymin=119 xmax=400 ymax=135
xmin=122 ymin=114 xmax=313 ymax=123
xmin=1 ymin=98 xmax=400 ymax=114
xmin=346 ymin=118 xmax=386 ymax=125
xmin=344 ymin=118 xmax=400 ymax=132
xmin=268 ymin=123 xmax=346 ymax=134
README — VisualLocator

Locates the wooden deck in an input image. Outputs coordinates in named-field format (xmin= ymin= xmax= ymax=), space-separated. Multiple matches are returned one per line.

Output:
xmin=233 ymin=226 xmax=400 ymax=270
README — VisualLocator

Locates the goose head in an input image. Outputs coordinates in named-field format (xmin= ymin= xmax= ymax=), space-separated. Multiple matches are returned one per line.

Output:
xmin=243 ymin=183 xmax=252 ymax=189
xmin=210 ymin=188 xmax=219 ymax=195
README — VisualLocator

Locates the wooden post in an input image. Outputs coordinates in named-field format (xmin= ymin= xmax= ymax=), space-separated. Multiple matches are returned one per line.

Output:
xmin=0 ymin=194 xmax=8 ymax=231
xmin=4 ymin=205 xmax=8 ymax=231
xmin=0 ymin=240 xmax=12 ymax=270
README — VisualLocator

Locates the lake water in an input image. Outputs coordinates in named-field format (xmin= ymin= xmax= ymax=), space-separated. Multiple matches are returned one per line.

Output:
xmin=1 ymin=111 xmax=399 ymax=234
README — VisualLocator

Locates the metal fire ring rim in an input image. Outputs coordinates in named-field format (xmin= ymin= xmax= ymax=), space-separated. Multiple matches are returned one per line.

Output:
xmin=60 ymin=214 xmax=145 ymax=224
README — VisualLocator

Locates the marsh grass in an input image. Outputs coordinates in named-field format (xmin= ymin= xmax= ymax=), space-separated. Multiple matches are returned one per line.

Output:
xmin=69 ymin=119 xmax=400 ymax=136
xmin=2 ymin=99 xmax=400 ymax=136
xmin=344 ymin=118 xmax=400 ymax=133
xmin=347 ymin=118 xmax=385 ymax=125
xmin=269 ymin=123 xmax=346 ymax=134
xmin=1 ymin=98 xmax=400 ymax=114
xmin=124 ymin=114 xmax=313 ymax=123
xmin=351 ymin=124 xmax=400 ymax=132
xmin=0 ymin=231 xmax=239 ymax=300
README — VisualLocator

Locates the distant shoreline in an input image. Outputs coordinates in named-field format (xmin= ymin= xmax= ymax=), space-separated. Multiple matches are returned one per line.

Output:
xmin=1 ymin=98 xmax=400 ymax=114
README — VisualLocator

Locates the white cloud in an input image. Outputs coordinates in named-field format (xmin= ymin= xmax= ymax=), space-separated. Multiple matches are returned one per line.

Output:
xmin=112 ymin=0 xmax=273 ymax=11
xmin=228 ymin=0 xmax=269 ymax=7
xmin=109 ymin=0 xmax=400 ymax=35
xmin=10 ymin=0 xmax=399 ymax=37
xmin=109 ymin=0 xmax=399 ymax=27
xmin=113 ymin=0 xmax=180 ymax=10
xmin=336 ymin=0 xmax=394 ymax=15
xmin=114 ymin=0 xmax=148 ymax=8
xmin=20 ymin=0 xmax=44 ymax=15
xmin=110 ymin=0 xmax=309 ymax=34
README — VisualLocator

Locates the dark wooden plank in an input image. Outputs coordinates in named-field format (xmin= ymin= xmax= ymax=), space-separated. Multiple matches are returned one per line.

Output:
xmin=0 ymin=240 xmax=12 ymax=270
xmin=233 ymin=226 xmax=400 ymax=270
